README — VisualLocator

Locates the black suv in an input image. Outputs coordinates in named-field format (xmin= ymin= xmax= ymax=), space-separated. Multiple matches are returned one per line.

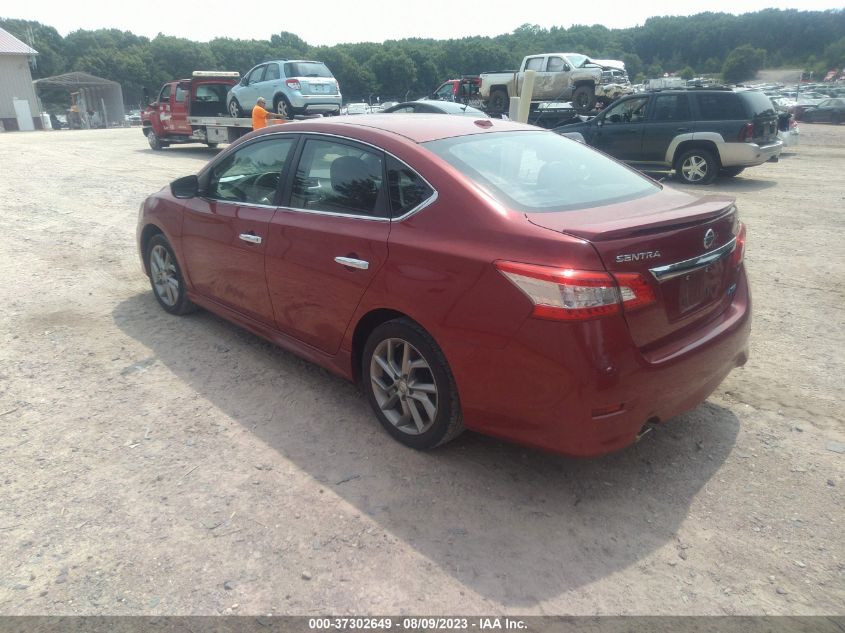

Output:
xmin=554 ymin=88 xmax=782 ymax=184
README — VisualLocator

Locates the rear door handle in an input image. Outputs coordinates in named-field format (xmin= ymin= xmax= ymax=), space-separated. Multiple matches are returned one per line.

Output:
xmin=334 ymin=256 xmax=369 ymax=270
xmin=676 ymin=127 xmax=691 ymax=133
xmin=239 ymin=233 xmax=262 ymax=244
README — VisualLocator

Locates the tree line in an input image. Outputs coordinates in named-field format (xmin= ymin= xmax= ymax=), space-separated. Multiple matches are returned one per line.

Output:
xmin=2 ymin=9 xmax=843 ymax=110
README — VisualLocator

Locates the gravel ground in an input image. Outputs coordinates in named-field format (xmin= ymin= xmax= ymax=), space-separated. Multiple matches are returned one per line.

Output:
xmin=0 ymin=123 xmax=843 ymax=616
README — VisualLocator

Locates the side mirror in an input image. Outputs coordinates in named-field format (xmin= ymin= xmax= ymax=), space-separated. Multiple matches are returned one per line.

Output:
xmin=564 ymin=64 xmax=571 ymax=72
xmin=171 ymin=175 xmax=199 ymax=199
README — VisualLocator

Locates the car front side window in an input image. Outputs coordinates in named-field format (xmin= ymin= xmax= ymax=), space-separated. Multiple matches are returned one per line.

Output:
xmin=603 ymin=97 xmax=649 ymax=124
xmin=207 ymin=138 xmax=295 ymax=205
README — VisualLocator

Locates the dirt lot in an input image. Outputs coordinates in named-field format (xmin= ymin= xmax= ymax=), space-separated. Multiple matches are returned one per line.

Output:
xmin=0 ymin=123 xmax=843 ymax=616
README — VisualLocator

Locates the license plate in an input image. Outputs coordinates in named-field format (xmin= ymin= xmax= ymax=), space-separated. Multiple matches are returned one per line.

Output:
xmin=313 ymin=84 xmax=327 ymax=93
xmin=678 ymin=267 xmax=721 ymax=313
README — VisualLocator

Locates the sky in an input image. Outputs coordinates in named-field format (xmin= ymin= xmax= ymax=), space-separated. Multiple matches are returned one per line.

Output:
xmin=4 ymin=0 xmax=843 ymax=45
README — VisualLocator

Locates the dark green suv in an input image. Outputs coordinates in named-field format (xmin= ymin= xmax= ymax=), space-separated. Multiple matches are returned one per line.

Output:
xmin=554 ymin=88 xmax=782 ymax=184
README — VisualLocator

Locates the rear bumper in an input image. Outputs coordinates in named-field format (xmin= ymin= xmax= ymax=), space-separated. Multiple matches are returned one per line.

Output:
xmin=719 ymin=140 xmax=783 ymax=167
xmin=449 ymin=268 xmax=751 ymax=457
xmin=289 ymin=93 xmax=342 ymax=113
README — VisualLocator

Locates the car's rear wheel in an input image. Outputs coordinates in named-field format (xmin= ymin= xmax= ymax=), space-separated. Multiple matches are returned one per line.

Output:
xmin=274 ymin=95 xmax=292 ymax=119
xmin=572 ymin=85 xmax=597 ymax=113
xmin=228 ymin=99 xmax=242 ymax=118
xmin=362 ymin=319 xmax=463 ymax=450
xmin=719 ymin=166 xmax=745 ymax=178
xmin=488 ymin=88 xmax=509 ymax=114
xmin=146 ymin=234 xmax=195 ymax=315
xmin=676 ymin=148 xmax=718 ymax=185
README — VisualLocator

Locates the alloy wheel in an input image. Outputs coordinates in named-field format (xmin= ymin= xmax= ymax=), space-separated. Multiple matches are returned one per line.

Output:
xmin=149 ymin=244 xmax=179 ymax=307
xmin=681 ymin=155 xmax=709 ymax=182
xmin=369 ymin=338 xmax=438 ymax=435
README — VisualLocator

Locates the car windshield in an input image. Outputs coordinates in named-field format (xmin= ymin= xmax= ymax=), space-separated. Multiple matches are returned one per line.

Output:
xmin=424 ymin=131 xmax=659 ymax=212
xmin=285 ymin=62 xmax=333 ymax=78
xmin=565 ymin=54 xmax=589 ymax=68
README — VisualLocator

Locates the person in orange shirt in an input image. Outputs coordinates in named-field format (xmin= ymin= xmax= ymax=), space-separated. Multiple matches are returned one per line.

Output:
xmin=252 ymin=97 xmax=288 ymax=130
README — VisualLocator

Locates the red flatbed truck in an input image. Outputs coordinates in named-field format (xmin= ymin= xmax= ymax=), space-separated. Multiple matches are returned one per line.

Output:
xmin=142 ymin=71 xmax=254 ymax=150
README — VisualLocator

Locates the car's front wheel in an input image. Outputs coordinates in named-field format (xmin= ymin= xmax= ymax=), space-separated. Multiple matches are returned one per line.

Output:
xmin=228 ymin=99 xmax=242 ymax=118
xmin=146 ymin=129 xmax=168 ymax=151
xmin=362 ymin=319 xmax=463 ymax=450
xmin=145 ymin=234 xmax=195 ymax=315
xmin=676 ymin=148 xmax=718 ymax=185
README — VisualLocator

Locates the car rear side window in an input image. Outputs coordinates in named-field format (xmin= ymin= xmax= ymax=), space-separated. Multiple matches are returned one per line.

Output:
xmin=525 ymin=57 xmax=544 ymax=71
xmin=424 ymin=131 xmax=658 ymax=212
xmin=207 ymin=138 xmax=295 ymax=205
xmin=265 ymin=63 xmax=281 ymax=81
xmin=737 ymin=91 xmax=777 ymax=116
xmin=386 ymin=156 xmax=434 ymax=217
xmin=291 ymin=139 xmax=386 ymax=217
xmin=651 ymin=94 xmax=690 ymax=121
xmin=696 ymin=93 xmax=746 ymax=120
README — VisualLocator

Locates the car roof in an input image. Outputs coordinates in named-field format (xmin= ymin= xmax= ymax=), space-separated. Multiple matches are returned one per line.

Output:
xmin=251 ymin=114 xmax=538 ymax=144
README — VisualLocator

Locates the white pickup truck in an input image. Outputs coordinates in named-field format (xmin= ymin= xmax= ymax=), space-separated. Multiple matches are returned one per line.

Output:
xmin=479 ymin=53 xmax=627 ymax=114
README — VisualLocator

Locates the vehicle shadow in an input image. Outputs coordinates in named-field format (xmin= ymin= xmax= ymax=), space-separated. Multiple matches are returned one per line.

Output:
xmin=113 ymin=293 xmax=739 ymax=606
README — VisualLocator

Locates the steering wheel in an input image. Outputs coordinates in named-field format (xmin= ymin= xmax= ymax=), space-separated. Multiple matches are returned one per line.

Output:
xmin=253 ymin=172 xmax=280 ymax=205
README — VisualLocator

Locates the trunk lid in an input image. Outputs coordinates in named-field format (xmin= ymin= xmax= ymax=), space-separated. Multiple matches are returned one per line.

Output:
xmin=527 ymin=189 xmax=741 ymax=350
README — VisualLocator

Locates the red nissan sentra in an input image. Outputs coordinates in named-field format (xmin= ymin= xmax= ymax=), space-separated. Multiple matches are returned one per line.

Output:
xmin=137 ymin=115 xmax=750 ymax=457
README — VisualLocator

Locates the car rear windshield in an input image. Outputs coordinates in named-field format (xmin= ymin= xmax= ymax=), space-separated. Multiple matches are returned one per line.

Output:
xmin=285 ymin=62 xmax=333 ymax=78
xmin=423 ymin=131 xmax=659 ymax=212
xmin=738 ymin=90 xmax=777 ymax=116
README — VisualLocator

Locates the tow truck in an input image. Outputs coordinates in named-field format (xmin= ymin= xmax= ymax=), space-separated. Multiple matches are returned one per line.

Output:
xmin=142 ymin=71 xmax=254 ymax=150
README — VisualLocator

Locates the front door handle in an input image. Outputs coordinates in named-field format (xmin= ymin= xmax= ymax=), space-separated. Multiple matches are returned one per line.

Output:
xmin=239 ymin=233 xmax=262 ymax=245
xmin=334 ymin=256 xmax=369 ymax=270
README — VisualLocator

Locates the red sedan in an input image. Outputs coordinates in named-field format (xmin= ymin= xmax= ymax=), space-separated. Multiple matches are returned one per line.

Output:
xmin=137 ymin=115 xmax=750 ymax=457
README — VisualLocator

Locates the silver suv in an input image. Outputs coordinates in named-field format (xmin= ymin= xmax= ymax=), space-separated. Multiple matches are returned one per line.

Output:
xmin=227 ymin=60 xmax=342 ymax=118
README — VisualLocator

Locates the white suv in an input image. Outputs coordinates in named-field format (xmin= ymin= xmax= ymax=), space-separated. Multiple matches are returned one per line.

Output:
xmin=227 ymin=60 xmax=342 ymax=118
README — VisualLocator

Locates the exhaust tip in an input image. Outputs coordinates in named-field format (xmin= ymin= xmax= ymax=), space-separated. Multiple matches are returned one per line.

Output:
xmin=636 ymin=417 xmax=661 ymax=442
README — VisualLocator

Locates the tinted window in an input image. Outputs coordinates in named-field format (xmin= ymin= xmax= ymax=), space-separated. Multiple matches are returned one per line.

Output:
xmin=159 ymin=85 xmax=171 ymax=102
xmin=265 ymin=63 xmax=281 ymax=81
xmin=207 ymin=138 xmax=295 ymax=205
xmin=737 ymin=91 xmax=776 ymax=116
xmin=525 ymin=57 xmax=544 ymax=71
xmin=175 ymin=86 xmax=188 ymax=102
xmin=696 ymin=93 xmax=745 ymax=120
xmin=603 ymin=96 xmax=649 ymax=124
xmin=291 ymin=139 xmax=385 ymax=217
xmin=387 ymin=156 xmax=433 ymax=217
xmin=195 ymin=84 xmax=226 ymax=103
xmin=424 ymin=131 xmax=658 ymax=212
xmin=285 ymin=62 xmax=333 ymax=78
xmin=651 ymin=94 xmax=690 ymax=121
xmin=547 ymin=56 xmax=566 ymax=72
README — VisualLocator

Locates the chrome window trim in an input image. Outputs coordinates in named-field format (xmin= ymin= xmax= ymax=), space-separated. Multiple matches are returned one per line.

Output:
xmin=260 ymin=130 xmax=439 ymax=222
xmin=649 ymin=237 xmax=737 ymax=282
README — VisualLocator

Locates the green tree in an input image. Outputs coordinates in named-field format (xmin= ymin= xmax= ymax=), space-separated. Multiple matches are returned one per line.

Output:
xmin=368 ymin=48 xmax=417 ymax=97
xmin=679 ymin=65 xmax=695 ymax=79
xmin=721 ymin=44 xmax=766 ymax=83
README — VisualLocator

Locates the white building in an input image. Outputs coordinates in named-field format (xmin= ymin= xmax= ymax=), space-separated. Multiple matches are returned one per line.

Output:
xmin=0 ymin=26 xmax=40 ymax=131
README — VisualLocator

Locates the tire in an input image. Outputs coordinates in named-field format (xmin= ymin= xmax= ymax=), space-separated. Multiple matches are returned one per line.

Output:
xmin=145 ymin=234 xmax=196 ymax=316
xmin=228 ymin=99 xmax=242 ymax=118
xmin=676 ymin=148 xmax=718 ymax=185
xmin=273 ymin=95 xmax=293 ymax=119
xmin=488 ymin=88 xmax=509 ymax=114
xmin=362 ymin=319 xmax=464 ymax=450
xmin=146 ymin=129 xmax=168 ymax=151
xmin=572 ymin=85 xmax=597 ymax=113
xmin=719 ymin=166 xmax=745 ymax=178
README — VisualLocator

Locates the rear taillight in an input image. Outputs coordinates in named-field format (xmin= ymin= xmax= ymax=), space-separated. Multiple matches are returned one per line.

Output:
xmin=730 ymin=222 xmax=747 ymax=268
xmin=495 ymin=261 xmax=655 ymax=321
xmin=738 ymin=122 xmax=754 ymax=142
xmin=285 ymin=79 xmax=301 ymax=91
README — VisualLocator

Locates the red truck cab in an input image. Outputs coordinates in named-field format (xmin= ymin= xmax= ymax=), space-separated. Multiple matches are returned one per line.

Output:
xmin=431 ymin=77 xmax=482 ymax=106
xmin=142 ymin=71 xmax=242 ymax=150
